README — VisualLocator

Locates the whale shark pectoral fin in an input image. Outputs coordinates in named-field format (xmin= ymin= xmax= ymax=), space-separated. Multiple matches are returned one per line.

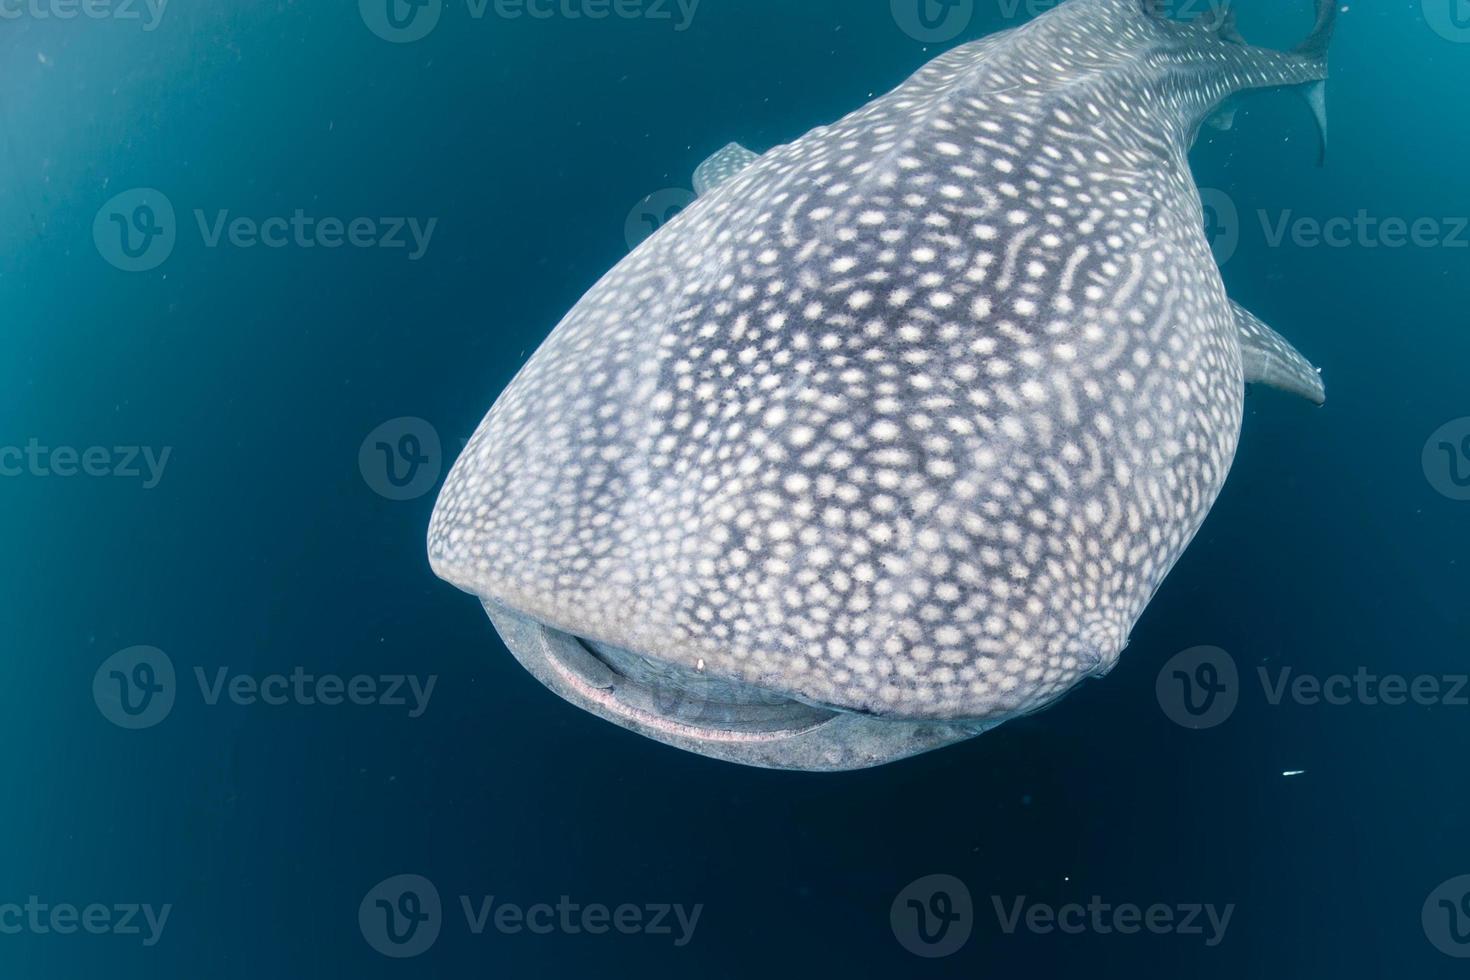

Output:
xmin=1233 ymin=301 xmax=1326 ymax=405
xmin=692 ymin=142 xmax=759 ymax=196
xmin=1205 ymin=103 xmax=1238 ymax=132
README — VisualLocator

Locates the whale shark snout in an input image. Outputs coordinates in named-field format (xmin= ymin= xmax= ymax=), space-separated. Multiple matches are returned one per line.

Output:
xmin=428 ymin=539 xmax=1004 ymax=769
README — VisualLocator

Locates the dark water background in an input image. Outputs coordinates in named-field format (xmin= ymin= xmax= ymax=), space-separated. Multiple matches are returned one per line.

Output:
xmin=2 ymin=0 xmax=1468 ymax=976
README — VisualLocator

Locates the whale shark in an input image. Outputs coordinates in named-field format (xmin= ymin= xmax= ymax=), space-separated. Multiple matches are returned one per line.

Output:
xmin=429 ymin=0 xmax=1337 ymax=770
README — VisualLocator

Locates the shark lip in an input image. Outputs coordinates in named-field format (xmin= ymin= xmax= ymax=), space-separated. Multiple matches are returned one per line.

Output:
xmin=532 ymin=626 xmax=843 ymax=745
xmin=478 ymin=599 xmax=1000 ymax=771
xmin=573 ymin=636 xmax=843 ymax=737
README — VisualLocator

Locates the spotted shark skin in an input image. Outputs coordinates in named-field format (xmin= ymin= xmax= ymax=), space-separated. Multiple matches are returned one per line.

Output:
xmin=429 ymin=0 xmax=1337 ymax=770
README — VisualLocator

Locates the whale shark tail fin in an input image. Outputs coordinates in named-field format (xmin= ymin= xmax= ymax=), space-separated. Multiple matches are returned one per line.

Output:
xmin=1164 ymin=0 xmax=1338 ymax=164
xmin=1144 ymin=0 xmax=1338 ymax=57
xmin=1294 ymin=0 xmax=1337 ymax=164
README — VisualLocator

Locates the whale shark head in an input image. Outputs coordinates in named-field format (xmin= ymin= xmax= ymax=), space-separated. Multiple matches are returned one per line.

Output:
xmin=429 ymin=0 xmax=1337 ymax=770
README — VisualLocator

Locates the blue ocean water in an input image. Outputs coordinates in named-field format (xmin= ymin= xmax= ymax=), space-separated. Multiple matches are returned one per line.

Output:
xmin=1 ymin=0 xmax=1468 ymax=976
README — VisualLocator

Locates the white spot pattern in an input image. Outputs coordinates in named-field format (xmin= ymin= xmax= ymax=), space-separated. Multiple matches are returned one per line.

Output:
xmin=430 ymin=0 xmax=1332 ymax=722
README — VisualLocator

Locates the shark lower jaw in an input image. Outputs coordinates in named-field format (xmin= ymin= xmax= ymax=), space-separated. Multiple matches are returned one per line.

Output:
xmin=479 ymin=600 xmax=1000 ymax=773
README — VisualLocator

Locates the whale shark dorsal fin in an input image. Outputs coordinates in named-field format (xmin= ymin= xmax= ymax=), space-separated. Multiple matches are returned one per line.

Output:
xmin=693 ymin=142 xmax=759 ymax=197
xmin=1233 ymin=301 xmax=1326 ymax=405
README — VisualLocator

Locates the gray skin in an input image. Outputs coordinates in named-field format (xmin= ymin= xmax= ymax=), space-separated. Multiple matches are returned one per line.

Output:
xmin=429 ymin=0 xmax=1336 ymax=771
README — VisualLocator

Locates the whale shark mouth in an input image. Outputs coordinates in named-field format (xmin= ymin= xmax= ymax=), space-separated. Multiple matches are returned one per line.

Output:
xmin=480 ymin=599 xmax=1000 ymax=772
xmin=575 ymin=636 xmax=841 ymax=735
